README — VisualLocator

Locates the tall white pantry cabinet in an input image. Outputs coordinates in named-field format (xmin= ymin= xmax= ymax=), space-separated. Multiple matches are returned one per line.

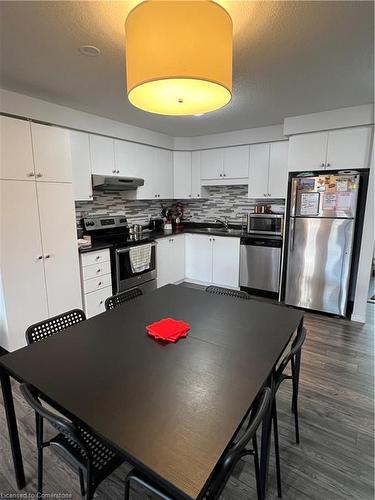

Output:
xmin=0 ymin=115 xmax=82 ymax=352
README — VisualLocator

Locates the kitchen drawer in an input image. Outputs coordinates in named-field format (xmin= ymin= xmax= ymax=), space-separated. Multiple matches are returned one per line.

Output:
xmin=82 ymin=261 xmax=111 ymax=280
xmin=81 ymin=248 xmax=110 ymax=267
xmin=83 ymin=273 xmax=112 ymax=294
xmin=84 ymin=286 xmax=112 ymax=318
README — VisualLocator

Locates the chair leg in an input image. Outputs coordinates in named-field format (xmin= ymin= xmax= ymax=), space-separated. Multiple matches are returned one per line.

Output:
xmin=124 ymin=477 xmax=130 ymax=500
xmin=78 ymin=469 xmax=86 ymax=497
xmin=252 ymin=433 xmax=263 ymax=500
xmin=35 ymin=413 xmax=43 ymax=495
xmin=272 ymin=399 xmax=282 ymax=498
xmin=291 ymin=357 xmax=301 ymax=444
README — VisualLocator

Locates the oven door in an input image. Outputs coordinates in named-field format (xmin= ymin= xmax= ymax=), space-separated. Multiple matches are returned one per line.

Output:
xmin=115 ymin=242 xmax=157 ymax=292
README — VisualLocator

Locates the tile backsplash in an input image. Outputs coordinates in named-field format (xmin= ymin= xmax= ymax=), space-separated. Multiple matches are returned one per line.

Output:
xmin=75 ymin=185 xmax=284 ymax=225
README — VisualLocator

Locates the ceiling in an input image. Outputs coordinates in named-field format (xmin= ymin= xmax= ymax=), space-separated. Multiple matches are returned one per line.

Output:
xmin=0 ymin=1 xmax=373 ymax=137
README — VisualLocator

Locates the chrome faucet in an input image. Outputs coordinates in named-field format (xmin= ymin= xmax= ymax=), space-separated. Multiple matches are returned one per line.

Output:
xmin=215 ymin=217 xmax=229 ymax=229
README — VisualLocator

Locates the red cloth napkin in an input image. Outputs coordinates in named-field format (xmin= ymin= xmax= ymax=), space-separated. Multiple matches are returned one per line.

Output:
xmin=146 ymin=318 xmax=190 ymax=342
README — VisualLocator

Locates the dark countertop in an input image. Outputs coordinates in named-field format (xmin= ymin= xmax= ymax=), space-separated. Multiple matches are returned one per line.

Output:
xmin=78 ymin=223 xmax=282 ymax=253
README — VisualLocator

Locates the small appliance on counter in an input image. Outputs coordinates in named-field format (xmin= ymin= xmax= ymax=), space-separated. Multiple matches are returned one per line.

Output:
xmin=149 ymin=217 xmax=164 ymax=231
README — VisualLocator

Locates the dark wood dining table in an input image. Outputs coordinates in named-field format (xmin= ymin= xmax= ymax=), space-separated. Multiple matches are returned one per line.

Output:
xmin=0 ymin=284 xmax=303 ymax=499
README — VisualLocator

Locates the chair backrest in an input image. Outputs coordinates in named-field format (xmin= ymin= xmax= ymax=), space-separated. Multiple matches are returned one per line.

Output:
xmin=25 ymin=309 xmax=86 ymax=345
xmin=275 ymin=327 xmax=307 ymax=381
xmin=19 ymin=383 xmax=90 ymax=458
xmin=105 ymin=287 xmax=143 ymax=310
xmin=206 ymin=285 xmax=251 ymax=300
xmin=207 ymin=387 xmax=271 ymax=498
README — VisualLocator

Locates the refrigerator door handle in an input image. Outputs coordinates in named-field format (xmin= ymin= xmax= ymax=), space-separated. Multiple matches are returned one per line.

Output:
xmin=290 ymin=218 xmax=295 ymax=251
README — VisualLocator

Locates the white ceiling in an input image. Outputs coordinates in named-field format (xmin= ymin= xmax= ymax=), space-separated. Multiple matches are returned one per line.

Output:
xmin=0 ymin=1 xmax=373 ymax=137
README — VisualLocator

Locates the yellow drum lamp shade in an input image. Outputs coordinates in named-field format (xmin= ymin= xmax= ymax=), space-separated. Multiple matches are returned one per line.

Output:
xmin=125 ymin=1 xmax=233 ymax=116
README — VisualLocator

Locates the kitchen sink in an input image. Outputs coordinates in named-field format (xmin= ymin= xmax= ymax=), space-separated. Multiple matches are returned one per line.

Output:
xmin=200 ymin=227 xmax=243 ymax=235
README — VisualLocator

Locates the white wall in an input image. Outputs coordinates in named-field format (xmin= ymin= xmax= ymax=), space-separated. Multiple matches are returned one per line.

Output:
xmin=0 ymin=88 xmax=174 ymax=149
xmin=351 ymin=133 xmax=374 ymax=323
xmin=284 ymin=104 xmax=374 ymax=136
xmin=174 ymin=124 xmax=285 ymax=150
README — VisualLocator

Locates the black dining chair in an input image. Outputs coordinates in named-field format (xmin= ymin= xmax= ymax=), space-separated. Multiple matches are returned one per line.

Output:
xmin=105 ymin=287 xmax=143 ymax=310
xmin=272 ymin=326 xmax=307 ymax=498
xmin=25 ymin=309 xmax=86 ymax=344
xmin=206 ymin=285 xmax=251 ymax=300
xmin=20 ymin=383 xmax=124 ymax=499
xmin=124 ymin=387 xmax=271 ymax=500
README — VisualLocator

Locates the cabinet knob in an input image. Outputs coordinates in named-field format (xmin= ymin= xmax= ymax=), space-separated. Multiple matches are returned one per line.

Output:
xmin=95 ymin=256 xmax=101 ymax=260
xmin=27 ymin=172 xmax=35 ymax=177
xmin=219 ymin=173 xmax=222 ymax=177
xmin=209 ymin=238 xmax=211 ymax=241
xmin=320 ymin=163 xmax=325 ymax=168
xmin=223 ymin=173 xmax=226 ymax=177
xmin=112 ymin=170 xmax=116 ymax=174
xmin=97 ymin=281 xmax=102 ymax=287
xmin=36 ymin=173 xmax=43 ymax=178
xmin=99 ymin=300 xmax=104 ymax=305
xmin=213 ymin=238 xmax=215 ymax=241
xmin=45 ymin=254 xmax=51 ymax=259
xmin=326 ymin=163 xmax=331 ymax=168
xmin=197 ymin=194 xmax=200 ymax=197
xmin=96 ymin=268 xmax=102 ymax=273
xmin=189 ymin=194 xmax=191 ymax=197
xmin=36 ymin=255 xmax=43 ymax=261
xmin=117 ymin=170 xmax=120 ymax=174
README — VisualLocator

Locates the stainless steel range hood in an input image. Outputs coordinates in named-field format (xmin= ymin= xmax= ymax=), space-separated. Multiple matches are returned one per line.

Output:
xmin=92 ymin=174 xmax=144 ymax=191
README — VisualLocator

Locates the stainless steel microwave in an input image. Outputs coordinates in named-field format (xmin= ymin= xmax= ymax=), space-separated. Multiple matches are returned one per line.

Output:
xmin=247 ymin=214 xmax=284 ymax=235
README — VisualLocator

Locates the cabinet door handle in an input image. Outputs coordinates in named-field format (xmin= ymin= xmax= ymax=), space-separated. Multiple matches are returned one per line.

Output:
xmin=36 ymin=173 xmax=43 ymax=178
xmin=27 ymin=172 xmax=35 ymax=177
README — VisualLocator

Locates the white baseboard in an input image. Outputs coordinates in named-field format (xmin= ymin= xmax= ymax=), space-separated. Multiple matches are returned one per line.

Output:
xmin=350 ymin=314 xmax=366 ymax=324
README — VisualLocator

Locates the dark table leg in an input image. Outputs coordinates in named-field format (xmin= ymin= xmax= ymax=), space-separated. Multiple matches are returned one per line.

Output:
xmin=0 ymin=368 xmax=26 ymax=489
xmin=259 ymin=373 xmax=275 ymax=499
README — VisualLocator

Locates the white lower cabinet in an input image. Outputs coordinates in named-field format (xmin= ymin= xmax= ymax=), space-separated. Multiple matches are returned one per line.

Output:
xmin=84 ymin=286 xmax=112 ymax=318
xmin=157 ymin=235 xmax=185 ymax=287
xmin=185 ymin=234 xmax=240 ymax=288
xmin=0 ymin=179 xmax=82 ymax=352
xmin=80 ymin=249 xmax=113 ymax=318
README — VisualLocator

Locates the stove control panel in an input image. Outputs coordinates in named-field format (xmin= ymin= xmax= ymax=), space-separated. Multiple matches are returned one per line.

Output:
xmin=83 ymin=216 xmax=128 ymax=231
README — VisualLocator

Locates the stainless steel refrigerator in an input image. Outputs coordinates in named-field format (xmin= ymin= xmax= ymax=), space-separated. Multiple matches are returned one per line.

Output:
xmin=285 ymin=174 xmax=360 ymax=316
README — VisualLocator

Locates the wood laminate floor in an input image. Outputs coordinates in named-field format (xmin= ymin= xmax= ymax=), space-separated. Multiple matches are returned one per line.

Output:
xmin=1 ymin=288 xmax=374 ymax=499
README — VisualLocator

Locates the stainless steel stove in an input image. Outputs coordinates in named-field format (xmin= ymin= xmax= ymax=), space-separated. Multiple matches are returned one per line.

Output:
xmin=82 ymin=216 xmax=157 ymax=294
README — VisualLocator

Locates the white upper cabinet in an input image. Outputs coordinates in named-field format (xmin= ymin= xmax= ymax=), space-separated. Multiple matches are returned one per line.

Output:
xmin=200 ymin=145 xmax=250 ymax=182
xmin=191 ymin=151 xmax=206 ymax=199
xmin=37 ymin=182 xmax=82 ymax=316
xmin=288 ymin=126 xmax=372 ymax=172
xmin=153 ymin=148 xmax=173 ymax=199
xmin=89 ymin=135 xmax=115 ymax=176
xmin=248 ymin=143 xmax=270 ymax=198
xmin=71 ymin=131 xmax=93 ymax=201
xmin=268 ymin=141 xmax=289 ymax=198
xmin=326 ymin=127 xmax=372 ymax=169
xmin=200 ymin=149 xmax=224 ymax=180
xmin=288 ymin=132 xmax=328 ymax=172
xmin=0 ymin=116 xmax=35 ymax=180
xmin=248 ymin=141 xmax=288 ymax=199
xmin=223 ymin=145 xmax=249 ymax=179
xmin=114 ymin=139 xmax=143 ymax=177
xmin=31 ymin=123 xmax=72 ymax=182
xmin=173 ymin=151 xmax=192 ymax=198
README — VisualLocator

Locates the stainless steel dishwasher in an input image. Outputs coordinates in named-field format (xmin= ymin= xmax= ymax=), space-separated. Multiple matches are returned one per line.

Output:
xmin=240 ymin=236 xmax=282 ymax=294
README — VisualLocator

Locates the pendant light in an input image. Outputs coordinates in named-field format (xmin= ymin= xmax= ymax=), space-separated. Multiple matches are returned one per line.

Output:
xmin=125 ymin=0 xmax=233 ymax=116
